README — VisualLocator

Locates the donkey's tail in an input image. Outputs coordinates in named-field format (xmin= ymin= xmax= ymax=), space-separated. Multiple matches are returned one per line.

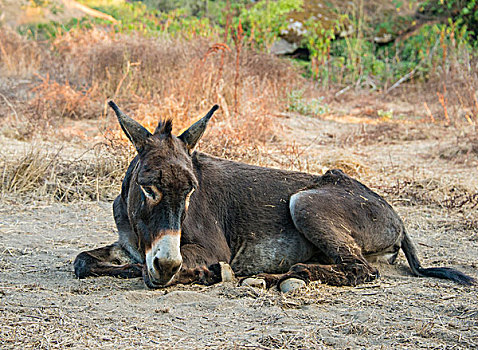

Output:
xmin=401 ymin=231 xmax=476 ymax=286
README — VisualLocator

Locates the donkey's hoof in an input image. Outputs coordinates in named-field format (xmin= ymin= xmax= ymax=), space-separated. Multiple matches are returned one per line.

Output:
xmin=241 ymin=277 xmax=266 ymax=289
xmin=279 ymin=278 xmax=306 ymax=293
xmin=219 ymin=262 xmax=235 ymax=282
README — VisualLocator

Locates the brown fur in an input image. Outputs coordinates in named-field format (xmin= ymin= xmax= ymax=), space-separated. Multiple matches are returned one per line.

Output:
xmin=74 ymin=103 xmax=475 ymax=288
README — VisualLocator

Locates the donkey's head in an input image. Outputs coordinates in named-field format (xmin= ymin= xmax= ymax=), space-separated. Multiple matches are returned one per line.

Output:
xmin=109 ymin=101 xmax=218 ymax=288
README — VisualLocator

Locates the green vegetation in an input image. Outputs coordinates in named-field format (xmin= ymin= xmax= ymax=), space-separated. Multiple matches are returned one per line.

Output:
xmin=4 ymin=0 xmax=478 ymax=126
xmin=239 ymin=0 xmax=303 ymax=50
xmin=19 ymin=1 xmax=221 ymax=40
xmin=287 ymin=90 xmax=329 ymax=116
xmin=16 ymin=0 xmax=478 ymax=90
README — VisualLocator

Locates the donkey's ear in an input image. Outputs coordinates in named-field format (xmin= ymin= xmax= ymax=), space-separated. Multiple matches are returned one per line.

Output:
xmin=108 ymin=101 xmax=152 ymax=153
xmin=179 ymin=105 xmax=219 ymax=152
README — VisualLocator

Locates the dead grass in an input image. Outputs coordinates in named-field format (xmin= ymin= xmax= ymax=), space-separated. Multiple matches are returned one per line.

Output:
xmin=0 ymin=27 xmax=43 ymax=78
xmin=0 ymin=147 xmax=60 ymax=195
xmin=382 ymin=176 xmax=478 ymax=216
xmin=341 ymin=122 xmax=441 ymax=146
xmin=396 ymin=38 xmax=478 ymax=127
xmin=0 ymin=144 xmax=129 ymax=202
xmin=29 ymin=75 xmax=98 ymax=120
xmin=0 ymin=26 xmax=314 ymax=177
xmin=20 ymin=28 xmax=303 ymax=144
xmin=430 ymin=48 xmax=478 ymax=126
xmin=320 ymin=151 xmax=370 ymax=178
xmin=438 ymin=133 xmax=478 ymax=163
xmin=0 ymin=25 xmax=312 ymax=177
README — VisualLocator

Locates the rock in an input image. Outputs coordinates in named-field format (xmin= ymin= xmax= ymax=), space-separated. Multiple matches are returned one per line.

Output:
xmin=270 ymin=38 xmax=299 ymax=55
xmin=279 ymin=278 xmax=306 ymax=293
xmin=241 ymin=277 xmax=266 ymax=289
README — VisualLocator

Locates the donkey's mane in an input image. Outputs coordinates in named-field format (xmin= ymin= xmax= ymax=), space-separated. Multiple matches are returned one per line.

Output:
xmin=154 ymin=119 xmax=173 ymax=136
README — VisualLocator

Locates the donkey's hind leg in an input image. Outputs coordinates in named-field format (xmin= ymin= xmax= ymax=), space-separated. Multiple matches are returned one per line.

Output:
xmin=74 ymin=243 xmax=142 ymax=279
xmin=251 ymin=260 xmax=376 ymax=291
xmin=283 ymin=189 xmax=380 ymax=287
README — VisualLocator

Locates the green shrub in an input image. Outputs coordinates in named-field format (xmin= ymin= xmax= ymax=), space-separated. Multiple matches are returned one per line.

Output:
xmin=287 ymin=90 xmax=329 ymax=116
xmin=239 ymin=0 xmax=303 ymax=50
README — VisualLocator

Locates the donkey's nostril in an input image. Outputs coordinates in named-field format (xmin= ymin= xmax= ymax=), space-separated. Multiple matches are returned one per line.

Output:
xmin=153 ymin=257 xmax=161 ymax=273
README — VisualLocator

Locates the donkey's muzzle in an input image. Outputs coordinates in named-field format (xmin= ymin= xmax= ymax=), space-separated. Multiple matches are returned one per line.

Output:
xmin=142 ymin=259 xmax=182 ymax=288
xmin=144 ymin=230 xmax=182 ymax=288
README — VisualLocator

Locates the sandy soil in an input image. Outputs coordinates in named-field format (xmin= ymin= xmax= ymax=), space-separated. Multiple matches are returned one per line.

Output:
xmin=1 ymin=115 xmax=477 ymax=349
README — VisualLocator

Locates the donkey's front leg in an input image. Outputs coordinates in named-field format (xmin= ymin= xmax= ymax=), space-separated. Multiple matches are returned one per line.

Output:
xmin=170 ymin=262 xmax=234 ymax=286
xmin=163 ymin=244 xmax=234 ymax=287
xmin=74 ymin=243 xmax=142 ymax=279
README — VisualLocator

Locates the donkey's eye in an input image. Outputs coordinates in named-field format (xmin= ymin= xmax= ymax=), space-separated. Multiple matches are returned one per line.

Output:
xmin=140 ymin=185 xmax=162 ymax=202
xmin=143 ymin=187 xmax=155 ymax=198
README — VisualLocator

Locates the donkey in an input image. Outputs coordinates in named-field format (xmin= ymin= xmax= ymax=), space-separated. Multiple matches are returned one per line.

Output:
xmin=74 ymin=102 xmax=475 ymax=291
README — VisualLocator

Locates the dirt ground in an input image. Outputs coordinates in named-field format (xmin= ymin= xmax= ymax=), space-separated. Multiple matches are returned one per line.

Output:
xmin=1 ymin=113 xmax=477 ymax=349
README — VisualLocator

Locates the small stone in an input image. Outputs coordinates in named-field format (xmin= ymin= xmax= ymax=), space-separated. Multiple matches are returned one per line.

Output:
xmin=279 ymin=278 xmax=306 ymax=293
xmin=241 ymin=278 xmax=266 ymax=289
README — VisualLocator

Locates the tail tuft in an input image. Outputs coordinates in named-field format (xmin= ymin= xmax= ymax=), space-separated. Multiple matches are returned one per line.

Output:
xmin=402 ymin=231 xmax=475 ymax=286
xmin=418 ymin=267 xmax=476 ymax=286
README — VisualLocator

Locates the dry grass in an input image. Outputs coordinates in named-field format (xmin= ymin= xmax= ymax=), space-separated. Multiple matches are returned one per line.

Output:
xmin=396 ymin=34 xmax=478 ymax=127
xmin=0 ymin=26 xmax=311 ymax=176
xmin=0 ymin=26 xmax=311 ymax=200
xmin=0 ymin=144 xmax=129 ymax=202
xmin=0 ymin=147 xmax=60 ymax=195
xmin=0 ymin=27 xmax=43 ymax=78
xmin=320 ymin=151 xmax=370 ymax=178
xmin=383 ymin=176 xmax=477 ymax=208
xmin=430 ymin=49 xmax=478 ymax=126
xmin=19 ymin=28 xmax=303 ymax=142
xmin=29 ymin=75 xmax=98 ymax=121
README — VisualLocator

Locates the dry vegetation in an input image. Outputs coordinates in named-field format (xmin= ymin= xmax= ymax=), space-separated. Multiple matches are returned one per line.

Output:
xmin=0 ymin=143 xmax=126 ymax=201
xmin=0 ymin=19 xmax=477 ymax=350
xmin=2 ymin=26 xmax=302 ymax=133
xmin=1 ymin=23 xmax=477 ymax=200
xmin=0 ymin=25 xmax=306 ymax=201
